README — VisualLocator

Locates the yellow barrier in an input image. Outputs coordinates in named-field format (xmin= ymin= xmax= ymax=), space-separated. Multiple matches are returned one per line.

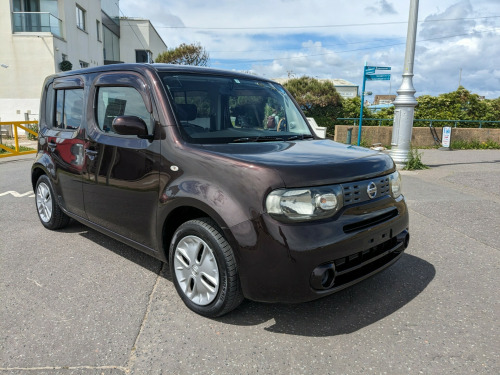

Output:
xmin=0 ymin=121 xmax=38 ymax=158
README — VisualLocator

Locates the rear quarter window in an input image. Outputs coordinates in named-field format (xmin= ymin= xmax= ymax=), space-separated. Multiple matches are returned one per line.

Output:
xmin=54 ymin=88 xmax=84 ymax=130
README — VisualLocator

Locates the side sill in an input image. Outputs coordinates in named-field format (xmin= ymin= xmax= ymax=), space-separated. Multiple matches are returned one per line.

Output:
xmin=61 ymin=208 xmax=166 ymax=262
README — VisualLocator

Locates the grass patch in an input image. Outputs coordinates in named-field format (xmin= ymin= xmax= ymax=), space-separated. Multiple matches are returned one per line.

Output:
xmin=404 ymin=148 xmax=429 ymax=170
xmin=0 ymin=144 xmax=35 ymax=154
xmin=450 ymin=139 xmax=500 ymax=149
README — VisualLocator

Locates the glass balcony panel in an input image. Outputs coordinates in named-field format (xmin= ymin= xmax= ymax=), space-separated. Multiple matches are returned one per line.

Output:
xmin=12 ymin=12 xmax=63 ymax=38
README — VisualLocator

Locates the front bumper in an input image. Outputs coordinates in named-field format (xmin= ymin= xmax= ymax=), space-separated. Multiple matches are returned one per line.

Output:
xmin=231 ymin=195 xmax=409 ymax=303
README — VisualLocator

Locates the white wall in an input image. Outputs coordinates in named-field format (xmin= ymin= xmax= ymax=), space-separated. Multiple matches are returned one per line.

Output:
xmin=0 ymin=99 xmax=41 ymax=122
xmin=0 ymin=0 xmax=105 ymax=123
xmin=0 ymin=1 xmax=55 ymax=121
xmin=57 ymin=0 xmax=103 ymax=69
xmin=119 ymin=19 xmax=167 ymax=63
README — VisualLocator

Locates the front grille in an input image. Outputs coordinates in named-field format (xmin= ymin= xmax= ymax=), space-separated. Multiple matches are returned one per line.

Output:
xmin=332 ymin=235 xmax=403 ymax=288
xmin=343 ymin=208 xmax=398 ymax=233
xmin=342 ymin=176 xmax=390 ymax=205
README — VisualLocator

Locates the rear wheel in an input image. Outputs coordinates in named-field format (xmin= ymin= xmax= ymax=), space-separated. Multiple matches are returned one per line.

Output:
xmin=35 ymin=175 xmax=70 ymax=230
xmin=169 ymin=218 xmax=243 ymax=317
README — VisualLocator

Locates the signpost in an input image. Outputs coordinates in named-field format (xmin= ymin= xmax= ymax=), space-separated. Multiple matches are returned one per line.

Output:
xmin=357 ymin=64 xmax=391 ymax=146
xmin=441 ymin=126 xmax=452 ymax=150
xmin=365 ymin=74 xmax=391 ymax=81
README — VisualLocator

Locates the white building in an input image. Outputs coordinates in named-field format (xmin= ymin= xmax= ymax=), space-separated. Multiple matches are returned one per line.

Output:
xmin=119 ymin=18 xmax=167 ymax=64
xmin=0 ymin=0 xmax=167 ymax=123
xmin=273 ymin=78 xmax=359 ymax=99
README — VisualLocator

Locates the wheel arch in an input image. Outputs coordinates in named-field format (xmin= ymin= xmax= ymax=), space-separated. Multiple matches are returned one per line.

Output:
xmin=160 ymin=201 xmax=240 ymax=264
xmin=31 ymin=165 xmax=47 ymax=191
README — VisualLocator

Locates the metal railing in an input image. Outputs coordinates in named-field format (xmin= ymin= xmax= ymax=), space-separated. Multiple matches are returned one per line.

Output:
xmin=0 ymin=121 xmax=38 ymax=158
xmin=12 ymin=12 xmax=63 ymax=38
xmin=337 ymin=118 xmax=500 ymax=128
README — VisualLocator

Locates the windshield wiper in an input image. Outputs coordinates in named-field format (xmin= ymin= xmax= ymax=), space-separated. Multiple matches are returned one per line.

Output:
xmin=232 ymin=136 xmax=284 ymax=143
xmin=288 ymin=134 xmax=315 ymax=141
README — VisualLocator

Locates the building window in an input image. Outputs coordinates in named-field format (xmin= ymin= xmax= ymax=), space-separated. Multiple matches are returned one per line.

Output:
xmin=76 ymin=5 xmax=86 ymax=31
xmin=135 ymin=50 xmax=152 ymax=63
xmin=96 ymin=20 xmax=101 ymax=41
xmin=79 ymin=60 xmax=89 ymax=68
xmin=103 ymin=25 xmax=120 ymax=62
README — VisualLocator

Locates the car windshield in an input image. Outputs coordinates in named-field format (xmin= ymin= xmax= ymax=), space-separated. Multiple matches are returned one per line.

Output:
xmin=159 ymin=73 xmax=313 ymax=144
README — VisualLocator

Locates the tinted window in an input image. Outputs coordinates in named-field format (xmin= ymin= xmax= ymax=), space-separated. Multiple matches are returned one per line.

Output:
xmin=160 ymin=73 xmax=312 ymax=144
xmin=173 ymin=91 xmax=212 ymax=130
xmin=96 ymin=86 xmax=153 ymax=134
xmin=54 ymin=88 xmax=84 ymax=129
xmin=44 ymin=83 xmax=54 ymax=126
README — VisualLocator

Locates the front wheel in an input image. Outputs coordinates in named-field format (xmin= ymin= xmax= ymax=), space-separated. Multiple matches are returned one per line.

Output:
xmin=169 ymin=218 xmax=244 ymax=317
xmin=35 ymin=175 xmax=70 ymax=230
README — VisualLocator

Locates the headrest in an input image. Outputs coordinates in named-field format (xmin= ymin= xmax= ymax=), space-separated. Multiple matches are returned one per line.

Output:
xmin=176 ymin=104 xmax=197 ymax=121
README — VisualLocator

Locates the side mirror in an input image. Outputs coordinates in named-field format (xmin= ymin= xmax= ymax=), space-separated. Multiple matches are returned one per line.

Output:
xmin=112 ymin=116 xmax=149 ymax=137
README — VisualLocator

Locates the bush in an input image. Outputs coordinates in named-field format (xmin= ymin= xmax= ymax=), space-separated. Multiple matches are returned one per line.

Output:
xmin=0 ymin=144 xmax=35 ymax=154
xmin=404 ymin=149 xmax=429 ymax=170
xmin=450 ymin=139 xmax=500 ymax=149
xmin=27 ymin=123 xmax=39 ymax=140
xmin=59 ymin=60 xmax=72 ymax=71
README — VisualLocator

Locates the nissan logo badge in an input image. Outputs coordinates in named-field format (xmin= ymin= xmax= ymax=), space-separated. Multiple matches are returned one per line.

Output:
xmin=367 ymin=182 xmax=377 ymax=199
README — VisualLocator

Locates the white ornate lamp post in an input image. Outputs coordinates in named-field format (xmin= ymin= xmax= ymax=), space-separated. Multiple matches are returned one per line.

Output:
xmin=390 ymin=0 xmax=419 ymax=165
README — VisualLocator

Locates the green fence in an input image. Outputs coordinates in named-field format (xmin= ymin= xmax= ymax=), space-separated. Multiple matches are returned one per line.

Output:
xmin=337 ymin=118 xmax=500 ymax=128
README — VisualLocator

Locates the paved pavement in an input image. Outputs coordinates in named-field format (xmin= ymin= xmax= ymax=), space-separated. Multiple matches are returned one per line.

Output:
xmin=0 ymin=149 xmax=499 ymax=374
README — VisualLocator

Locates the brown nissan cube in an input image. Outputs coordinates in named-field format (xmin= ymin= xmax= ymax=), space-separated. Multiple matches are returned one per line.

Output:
xmin=32 ymin=64 xmax=409 ymax=317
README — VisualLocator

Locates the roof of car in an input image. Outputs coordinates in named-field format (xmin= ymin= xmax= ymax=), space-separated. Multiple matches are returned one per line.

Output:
xmin=53 ymin=63 xmax=274 ymax=83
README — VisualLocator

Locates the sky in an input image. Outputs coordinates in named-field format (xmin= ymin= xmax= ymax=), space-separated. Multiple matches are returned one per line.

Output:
xmin=119 ymin=0 xmax=500 ymax=99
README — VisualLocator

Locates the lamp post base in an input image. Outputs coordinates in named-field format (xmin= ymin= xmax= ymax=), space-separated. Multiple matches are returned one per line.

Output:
xmin=390 ymin=147 xmax=411 ymax=165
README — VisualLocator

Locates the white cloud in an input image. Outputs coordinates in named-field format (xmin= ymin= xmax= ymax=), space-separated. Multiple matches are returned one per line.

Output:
xmin=365 ymin=0 xmax=398 ymax=15
xmin=419 ymin=0 xmax=475 ymax=41
xmin=120 ymin=0 xmax=500 ymax=98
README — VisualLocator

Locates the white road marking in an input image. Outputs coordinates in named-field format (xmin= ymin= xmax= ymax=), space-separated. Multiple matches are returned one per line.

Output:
xmin=0 ymin=190 xmax=35 ymax=198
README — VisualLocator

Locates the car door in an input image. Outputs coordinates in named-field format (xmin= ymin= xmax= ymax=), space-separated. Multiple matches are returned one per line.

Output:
xmin=82 ymin=72 xmax=161 ymax=249
xmin=42 ymin=77 xmax=87 ymax=218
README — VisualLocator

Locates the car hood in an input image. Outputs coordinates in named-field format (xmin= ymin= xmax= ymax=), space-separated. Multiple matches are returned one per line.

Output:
xmin=198 ymin=139 xmax=395 ymax=187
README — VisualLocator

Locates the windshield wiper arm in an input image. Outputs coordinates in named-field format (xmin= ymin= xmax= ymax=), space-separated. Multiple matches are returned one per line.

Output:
xmin=288 ymin=134 xmax=315 ymax=140
xmin=232 ymin=136 xmax=284 ymax=143
xmin=232 ymin=137 xmax=252 ymax=143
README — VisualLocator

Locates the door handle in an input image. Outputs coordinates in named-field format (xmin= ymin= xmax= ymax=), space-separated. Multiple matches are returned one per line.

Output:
xmin=85 ymin=149 xmax=98 ymax=161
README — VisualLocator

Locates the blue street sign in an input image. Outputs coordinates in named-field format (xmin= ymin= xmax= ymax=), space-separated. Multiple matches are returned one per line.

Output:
xmin=366 ymin=66 xmax=391 ymax=71
xmin=365 ymin=74 xmax=391 ymax=81
xmin=357 ymin=63 xmax=392 ymax=146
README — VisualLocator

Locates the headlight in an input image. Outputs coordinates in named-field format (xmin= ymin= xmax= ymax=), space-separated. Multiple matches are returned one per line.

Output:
xmin=266 ymin=185 xmax=343 ymax=222
xmin=389 ymin=171 xmax=402 ymax=198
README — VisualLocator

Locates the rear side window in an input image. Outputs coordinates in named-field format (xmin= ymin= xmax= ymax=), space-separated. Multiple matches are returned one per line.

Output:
xmin=96 ymin=86 xmax=153 ymax=134
xmin=44 ymin=83 xmax=54 ymax=126
xmin=55 ymin=89 xmax=84 ymax=129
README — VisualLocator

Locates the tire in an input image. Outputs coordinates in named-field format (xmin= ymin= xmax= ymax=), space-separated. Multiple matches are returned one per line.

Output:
xmin=169 ymin=218 xmax=244 ymax=317
xmin=35 ymin=175 xmax=70 ymax=230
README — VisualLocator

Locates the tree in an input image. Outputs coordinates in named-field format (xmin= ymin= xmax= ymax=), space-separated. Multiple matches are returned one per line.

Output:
xmin=414 ymin=87 xmax=488 ymax=122
xmin=283 ymin=77 xmax=343 ymax=130
xmin=361 ymin=87 xmax=499 ymax=127
xmin=155 ymin=43 xmax=209 ymax=66
xmin=340 ymin=97 xmax=374 ymax=120
xmin=484 ymin=97 xmax=500 ymax=121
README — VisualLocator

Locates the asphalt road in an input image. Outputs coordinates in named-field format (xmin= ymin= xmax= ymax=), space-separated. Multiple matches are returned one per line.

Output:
xmin=1 ymin=150 xmax=499 ymax=374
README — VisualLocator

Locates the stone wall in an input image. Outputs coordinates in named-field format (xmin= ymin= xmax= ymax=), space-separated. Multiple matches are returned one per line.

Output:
xmin=333 ymin=125 xmax=500 ymax=147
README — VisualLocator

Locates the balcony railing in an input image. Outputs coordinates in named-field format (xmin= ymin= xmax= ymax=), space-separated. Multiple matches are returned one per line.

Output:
xmin=12 ymin=12 xmax=63 ymax=38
